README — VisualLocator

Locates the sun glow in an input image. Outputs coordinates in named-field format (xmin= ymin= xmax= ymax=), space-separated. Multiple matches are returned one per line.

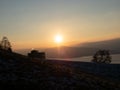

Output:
xmin=54 ymin=34 xmax=63 ymax=44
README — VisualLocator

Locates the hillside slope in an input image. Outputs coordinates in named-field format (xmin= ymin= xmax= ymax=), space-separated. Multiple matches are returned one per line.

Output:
xmin=0 ymin=49 xmax=120 ymax=89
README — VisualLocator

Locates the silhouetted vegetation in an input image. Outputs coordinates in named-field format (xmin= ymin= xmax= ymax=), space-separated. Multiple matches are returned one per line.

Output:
xmin=0 ymin=37 xmax=12 ymax=52
xmin=0 ymin=49 xmax=120 ymax=89
xmin=92 ymin=50 xmax=112 ymax=64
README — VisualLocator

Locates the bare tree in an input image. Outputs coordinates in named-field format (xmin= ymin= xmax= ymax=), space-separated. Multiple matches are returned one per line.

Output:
xmin=0 ymin=36 xmax=12 ymax=52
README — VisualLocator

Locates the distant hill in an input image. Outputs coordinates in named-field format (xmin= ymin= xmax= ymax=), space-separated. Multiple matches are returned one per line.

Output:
xmin=45 ymin=46 xmax=97 ymax=58
xmin=15 ymin=47 xmax=98 ymax=58
xmin=15 ymin=38 xmax=120 ymax=58
xmin=76 ymin=38 xmax=120 ymax=54
xmin=15 ymin=49 xmax=31 ymax=55
xmin=45 ymin=38 xmax=120 ymax=58
xmin=77 ymin=38 xmax=120 ymax=50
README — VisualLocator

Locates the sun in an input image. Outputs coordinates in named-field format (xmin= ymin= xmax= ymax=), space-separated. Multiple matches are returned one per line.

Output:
xmin=54 ymin=34 xmax=63 ymax=44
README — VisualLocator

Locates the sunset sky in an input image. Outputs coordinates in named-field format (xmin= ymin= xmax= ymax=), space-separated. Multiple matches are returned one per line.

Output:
xmin=0 ymin=0 xmax=120 ymax=49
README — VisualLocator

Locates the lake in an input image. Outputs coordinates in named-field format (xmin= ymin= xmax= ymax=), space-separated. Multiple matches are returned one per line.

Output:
xmin=48 ymin=54 xmax=120 ymax=64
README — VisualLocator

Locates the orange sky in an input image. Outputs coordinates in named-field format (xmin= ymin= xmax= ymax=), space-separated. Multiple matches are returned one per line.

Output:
xmin=0 ymin=0 xmax=120 ymax=50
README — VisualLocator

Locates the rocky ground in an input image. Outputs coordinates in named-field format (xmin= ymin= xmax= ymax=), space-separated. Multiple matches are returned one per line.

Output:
xmin=0 ymin=50 xmax=120 ymax=89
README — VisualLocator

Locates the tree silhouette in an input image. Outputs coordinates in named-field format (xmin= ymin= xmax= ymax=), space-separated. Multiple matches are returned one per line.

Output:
xmin=92 ymin=50 xmax=111 ymax=64
xmin=0 ymin=36 xmax=12 ymax=52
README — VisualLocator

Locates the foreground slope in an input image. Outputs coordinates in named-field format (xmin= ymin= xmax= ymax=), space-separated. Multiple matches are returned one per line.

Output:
xmin=0 ymin=50 xmax=120 ymax=89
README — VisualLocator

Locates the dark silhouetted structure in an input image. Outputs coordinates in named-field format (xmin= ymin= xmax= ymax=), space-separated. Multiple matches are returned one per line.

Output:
xmin=0 ymin=36 xmax=12 ymax=52
xmin=92 ymin=50 xmax=111 ymax=64
xmin=28 ymin=50 xmax=46 ymax=60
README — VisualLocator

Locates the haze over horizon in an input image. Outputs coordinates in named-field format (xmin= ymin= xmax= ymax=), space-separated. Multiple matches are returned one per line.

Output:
xmin=0 ymin=0 xmax=120 ymax=50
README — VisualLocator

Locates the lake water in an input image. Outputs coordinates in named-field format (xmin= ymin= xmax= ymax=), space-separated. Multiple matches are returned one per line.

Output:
xmin=49 ymin=54 xmax=120 ymax=64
